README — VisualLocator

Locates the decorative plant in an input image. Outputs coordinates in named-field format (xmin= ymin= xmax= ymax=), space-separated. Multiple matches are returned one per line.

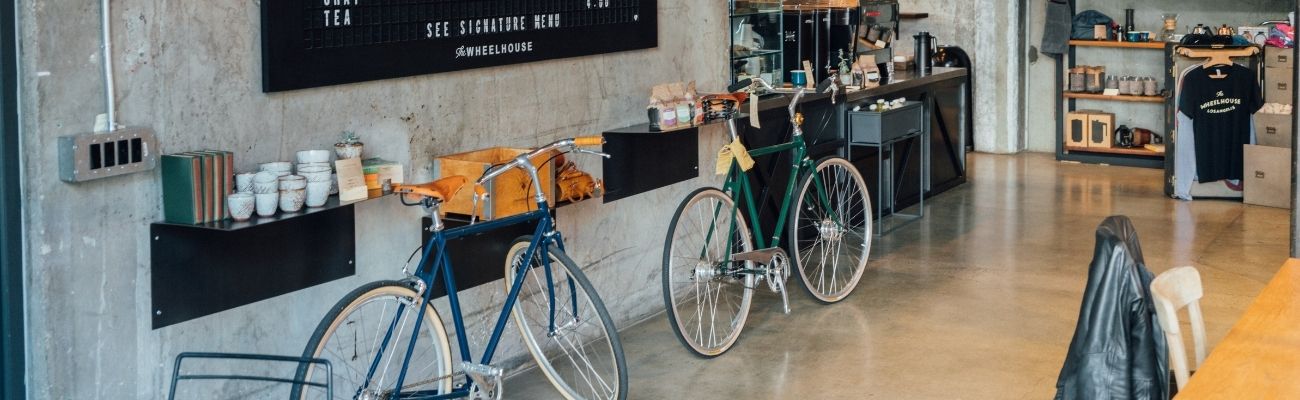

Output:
xmin=837 ymin=49 xmax=852 ymax=73
xmin=340 ymin=131 xmax=360 ymax=144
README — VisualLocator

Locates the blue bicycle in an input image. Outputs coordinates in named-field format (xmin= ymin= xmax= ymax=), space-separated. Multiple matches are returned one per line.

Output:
xmin=294 ymin=137 xmax=627 ymax=400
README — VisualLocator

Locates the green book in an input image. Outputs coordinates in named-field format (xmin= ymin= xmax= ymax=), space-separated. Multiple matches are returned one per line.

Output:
xmin=160 ymin=153 xmax=203 ymax=224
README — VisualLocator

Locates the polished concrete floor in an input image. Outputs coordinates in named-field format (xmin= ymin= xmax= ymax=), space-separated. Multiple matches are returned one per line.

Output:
xmin=510 ymin=153 xmax=1293 ymax=399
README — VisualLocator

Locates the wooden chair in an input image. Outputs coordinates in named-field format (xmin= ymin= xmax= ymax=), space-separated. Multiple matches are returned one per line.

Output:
xmin=1150 ymin=266 xmax=1208 ymax=390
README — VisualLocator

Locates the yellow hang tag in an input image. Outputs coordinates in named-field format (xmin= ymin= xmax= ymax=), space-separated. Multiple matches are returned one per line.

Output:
xmin=716 ymin=146 xmax=734 ymax=175
xmin=749 ymin=97 xmax=761 ymax=129
xmin=716 ymin=138 xmax=756 ymax=175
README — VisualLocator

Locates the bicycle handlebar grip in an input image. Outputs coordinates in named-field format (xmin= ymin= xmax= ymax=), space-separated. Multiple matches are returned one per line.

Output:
xmin=574 ymin=136 xmax=605 ymax=147
xmin=815 ymin=78 xmax=834 ymax=94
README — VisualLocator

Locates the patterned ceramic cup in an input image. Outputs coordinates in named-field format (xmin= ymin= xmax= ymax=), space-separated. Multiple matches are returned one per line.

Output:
xmin=255 ymin=192 xmax=278 ymax=217
xmin=280 ymin=188 xmax=306 ymax=213
xmin=235 ymin=173 xmax=257 ymax=193
xmin=306 ymin=181 xmax=331 ymax=207
xmin=227 ymin=193 xmax=255 ymax=221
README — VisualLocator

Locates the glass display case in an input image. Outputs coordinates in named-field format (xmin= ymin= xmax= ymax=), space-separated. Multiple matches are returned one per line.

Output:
xmin=856 ymin=0 xmax=899 ymax=62
xmin=730 ymin=1 xmax=785 ymax=86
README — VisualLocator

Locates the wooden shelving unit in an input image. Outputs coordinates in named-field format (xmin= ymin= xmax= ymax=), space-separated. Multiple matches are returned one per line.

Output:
xmin=1065 ymin=146 xmax=1165 ymax=157
xmin=1068 ymin=40 xmax=1168 ymax=50
xmin=1063 ymin=92 xmax=1165 ymax=103
xmin=1056 ymin=32 xmax=1171 ymax=169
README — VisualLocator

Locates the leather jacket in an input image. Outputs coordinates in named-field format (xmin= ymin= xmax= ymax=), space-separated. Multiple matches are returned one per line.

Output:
xmin=1055 ymin=216 xmax=1169 ymax=400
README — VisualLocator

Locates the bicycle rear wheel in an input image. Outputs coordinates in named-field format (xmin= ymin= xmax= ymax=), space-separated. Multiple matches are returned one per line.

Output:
xmin=790 ymin=157 xmax=872 ymax=303
xmin=662 ymin=188 xmax=755 ymax=357
xmin=504 ymin=237 xmax=628 ymax=400
xmin=296 ymin=280 xmax=454 ymax=400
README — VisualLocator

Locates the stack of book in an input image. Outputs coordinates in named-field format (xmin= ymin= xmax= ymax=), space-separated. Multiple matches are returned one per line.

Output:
xmin=161 ymin=151 xmax=234 ymax=224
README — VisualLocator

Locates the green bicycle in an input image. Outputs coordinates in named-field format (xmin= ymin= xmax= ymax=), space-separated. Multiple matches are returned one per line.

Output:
xmin=662 ymin=77 xmax=873 ymax=357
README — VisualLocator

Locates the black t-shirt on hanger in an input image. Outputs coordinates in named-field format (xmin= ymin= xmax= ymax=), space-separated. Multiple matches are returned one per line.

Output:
xmin=1178 ymin=64 xmax=1263 ymax=182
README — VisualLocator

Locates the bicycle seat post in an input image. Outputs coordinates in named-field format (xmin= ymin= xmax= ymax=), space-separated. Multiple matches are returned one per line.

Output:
xmin=426 ymin=199 xmax=444 ymax=232
xmin=725 ymin=119 xmax=741 ymax=143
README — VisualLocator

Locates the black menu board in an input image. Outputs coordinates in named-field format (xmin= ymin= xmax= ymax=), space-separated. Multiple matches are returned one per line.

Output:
xmin=261 ymin=0 xmax=658 ymax=92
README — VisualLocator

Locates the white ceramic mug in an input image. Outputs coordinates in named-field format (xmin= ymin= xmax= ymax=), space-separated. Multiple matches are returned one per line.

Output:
xmin=306 ymin=181 xmax=331 ymax=207
xmin=227 ymin=193 xmax=255 ymax=221
xmin=252 ymin=171 xmax=280 ymax=194
xmin=302 ymin=173 xmax=331 ymax=184
xmin=280 ymin=188 xmax=306 ymax=213
xmin=259 ymin=161 xmax=292 ymax=174
xmin=255 ymin=192 xmax=279 ymax=217
xmin=278 ymin=175 xmax=307 ymax=191
xmin=235 ymin=173 xmax=257 ymax=194
xmin=298 ymin=165 xmax=332 ymax=175
xmin=296 ymin=150 xmax=331 ymax=164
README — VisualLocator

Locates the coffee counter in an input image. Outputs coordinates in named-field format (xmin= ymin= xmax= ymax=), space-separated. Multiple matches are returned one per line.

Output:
xmin=603 ymin=67 xmax=969 ymax=240
xmin=742 ymin=67 xmax=970 ymax=225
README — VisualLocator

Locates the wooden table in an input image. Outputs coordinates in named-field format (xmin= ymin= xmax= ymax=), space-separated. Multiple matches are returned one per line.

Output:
xmin=1177 ymin=259 xmax=1300 ymax=399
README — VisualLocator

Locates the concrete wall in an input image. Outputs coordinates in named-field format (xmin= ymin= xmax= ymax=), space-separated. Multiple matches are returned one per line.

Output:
xmin=18 ymin=1 xmax=729 ymax=397
xmin=895 ymin=0 xmax=1026 ymax=154
xmin=1024 ymin=0 xmax=1293 ymax=153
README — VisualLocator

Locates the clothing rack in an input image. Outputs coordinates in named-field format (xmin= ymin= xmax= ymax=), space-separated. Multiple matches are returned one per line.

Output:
xmin=1175 ymin=46 xmax=1261 ymax=67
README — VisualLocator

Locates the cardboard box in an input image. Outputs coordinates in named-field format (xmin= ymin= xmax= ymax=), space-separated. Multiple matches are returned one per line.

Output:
xmin=1087 ymin=112 xmax=1115 ymax=148
xmin=1265 ymin=67 xmax=1294 ymax=105
xmin=1244 ymin=144 xmax=1292 ymax=209
xmin=1265 ymin=46 xmax=1295 ymax=69
xmin=433 ymin=147 xmax=555 ymax=219
xmin=1065 ymin=111 xmax=1093 ymax=147
xmin=1255 ymin=113 xmax=1294 ymax=148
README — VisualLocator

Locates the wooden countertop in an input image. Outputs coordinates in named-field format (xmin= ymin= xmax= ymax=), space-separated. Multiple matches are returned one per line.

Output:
xmin=1177 ymin=259 xmax=1300 ymax=399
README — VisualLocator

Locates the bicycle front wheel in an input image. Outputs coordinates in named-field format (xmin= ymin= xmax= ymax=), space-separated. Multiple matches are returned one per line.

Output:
xmin=790 ymin=157 xmax=872 ymax=303
xmin=504 ymin=237 xmax=628 ymax=400
xmin=662 ymin=188 xmax=755 ymax=357
xmin=296 ymin=280 xmax=454 ymax=400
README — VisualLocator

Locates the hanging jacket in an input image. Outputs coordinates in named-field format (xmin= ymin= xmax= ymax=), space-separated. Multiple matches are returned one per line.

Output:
xmin=1054 ymin=216 xmax=1170 ymax=400
xmin=1041 ymin=0 xmax=1073 ymax=55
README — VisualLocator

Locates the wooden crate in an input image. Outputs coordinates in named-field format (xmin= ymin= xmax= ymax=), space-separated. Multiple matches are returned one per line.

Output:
xmin=433 ymin=147 xmax=554 ymax=219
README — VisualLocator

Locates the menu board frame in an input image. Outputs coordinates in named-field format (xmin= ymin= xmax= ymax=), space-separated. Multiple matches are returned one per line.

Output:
xmin=261 ymin=1 xmax=659 ymax=92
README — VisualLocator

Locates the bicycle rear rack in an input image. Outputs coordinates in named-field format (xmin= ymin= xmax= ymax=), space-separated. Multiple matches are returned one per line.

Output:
xmin=167 ymin=352 xmax=333 ymax=400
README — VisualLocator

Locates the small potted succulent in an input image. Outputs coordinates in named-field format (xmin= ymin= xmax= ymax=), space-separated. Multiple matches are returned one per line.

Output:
xmin=335 ymin=131 xmax=364 ymax=160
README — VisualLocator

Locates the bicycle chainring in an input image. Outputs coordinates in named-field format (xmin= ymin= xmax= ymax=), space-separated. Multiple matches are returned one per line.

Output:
xmin=764 ymin=250 xmax=790 ymax=293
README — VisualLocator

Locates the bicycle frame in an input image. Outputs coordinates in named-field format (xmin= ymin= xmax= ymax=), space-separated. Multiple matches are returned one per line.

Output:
xmin=370 ymin=199 xmax=569 ymax=400
xmin=708 ymin=118 xmax=840 ymax=272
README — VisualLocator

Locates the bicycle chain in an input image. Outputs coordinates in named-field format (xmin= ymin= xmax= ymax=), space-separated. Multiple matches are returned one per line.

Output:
xmin=386 ymin=372 xmax=456 ymax=395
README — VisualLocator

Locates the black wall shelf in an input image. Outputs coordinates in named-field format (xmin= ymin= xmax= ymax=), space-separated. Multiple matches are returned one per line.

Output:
xmin=150 ymin=198 xmax=362 ymax=329
xmin=602 ymin=124 xmax=700 ymax=203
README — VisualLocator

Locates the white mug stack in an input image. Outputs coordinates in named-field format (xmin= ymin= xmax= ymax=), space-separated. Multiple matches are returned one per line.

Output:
xmin=251 ymin=171 xmax=281 ymax=217
xmin=229 ymin=150 xmax=338 ymax=221
xmin=296 ymin=150 xmax=334 ymax=208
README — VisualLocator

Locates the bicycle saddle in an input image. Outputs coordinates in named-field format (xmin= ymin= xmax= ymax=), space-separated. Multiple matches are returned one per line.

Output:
xmin=700 ymin=92 xmax=749 ymax=123
xmin=393 ymin=176 xmax=469 ymax=202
